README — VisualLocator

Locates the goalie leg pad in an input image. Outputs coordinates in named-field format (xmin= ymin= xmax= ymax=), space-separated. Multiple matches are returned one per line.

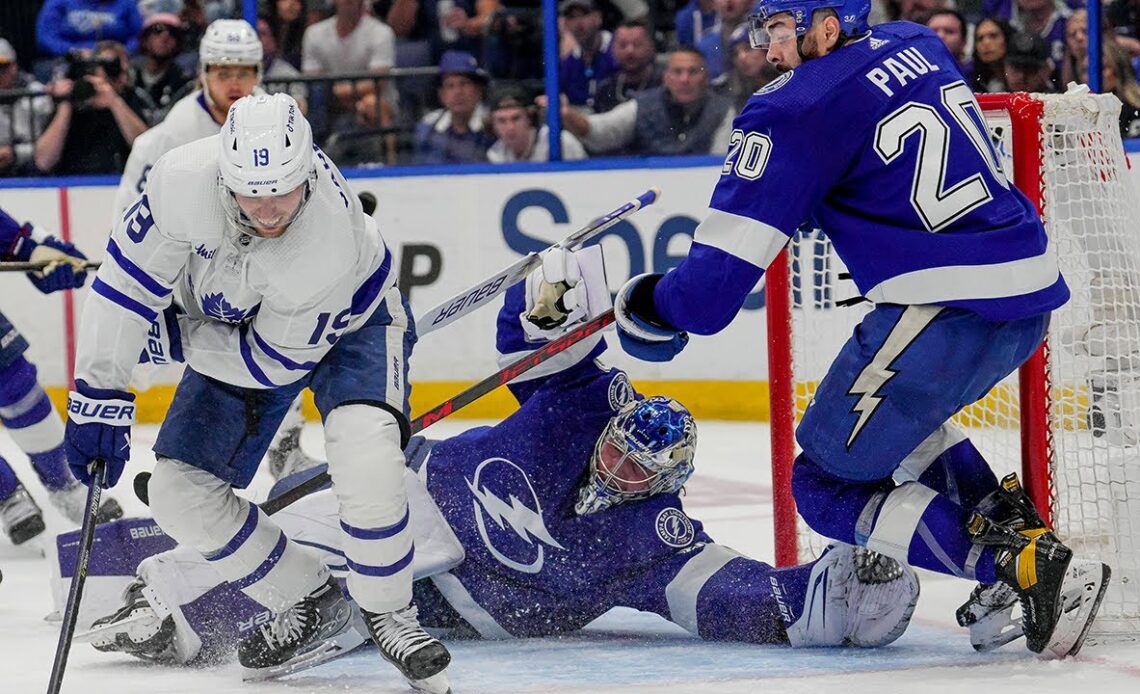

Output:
xmin=148 ymin=457 xmax=328 ymax=612
xmin=774 ymin=545 xmax=919 ymax=648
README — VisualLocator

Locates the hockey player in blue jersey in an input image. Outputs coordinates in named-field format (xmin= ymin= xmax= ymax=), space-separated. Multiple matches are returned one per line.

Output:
xmin=69 ymin=247 xmax=920 ymax=672
xmin=610 ymin=0 xmax=1111 ymax=659
xmin=0 ymin=208 xmax=122 ymax=545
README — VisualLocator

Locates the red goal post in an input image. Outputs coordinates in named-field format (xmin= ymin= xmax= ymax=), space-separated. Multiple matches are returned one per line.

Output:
xmin=766 ymin=91 xmax=1140 ymax=637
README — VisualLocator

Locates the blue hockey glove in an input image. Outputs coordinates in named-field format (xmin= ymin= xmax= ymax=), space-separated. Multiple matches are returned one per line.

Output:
xmin=614 ymin=273 xmax=689 ymax=362
xmin=65 ymin=380 xmax=135 ymax=488
xmin=10 ymin=225 xmax=89 ymax=293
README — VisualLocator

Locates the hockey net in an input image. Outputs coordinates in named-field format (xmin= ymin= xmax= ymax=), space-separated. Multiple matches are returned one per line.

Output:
xmin=767 ymin=91 xmax=1140 ymax=638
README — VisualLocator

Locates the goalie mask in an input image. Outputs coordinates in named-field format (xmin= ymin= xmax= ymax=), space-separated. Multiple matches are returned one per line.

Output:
xmin=575 ymin=396 xmax=697 ymax=515
xmin=218 ymin=93 xmax=317 ymax=238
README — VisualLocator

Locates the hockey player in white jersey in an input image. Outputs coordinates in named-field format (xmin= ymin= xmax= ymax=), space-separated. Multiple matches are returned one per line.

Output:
xmin=111 ymin=18 xmax=264 ymax=219
xmin=64 ymin=93 xmax=451 ymax=690
xmin=113 ymin=16 xmax=318 ymax=484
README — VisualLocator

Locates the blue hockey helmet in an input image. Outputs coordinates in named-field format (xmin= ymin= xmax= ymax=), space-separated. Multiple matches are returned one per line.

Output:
xmin=748 ymin=0 xmax=871 ymax=49
xmin=576 ymin=396 xmax=697 ymax=515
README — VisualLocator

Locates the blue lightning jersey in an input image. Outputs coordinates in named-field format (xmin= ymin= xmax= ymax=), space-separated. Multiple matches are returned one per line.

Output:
xmin=420 ymin=284 xmax=789 ymax=642
xmin=654 ymin=22 xmax=1069 ymax=334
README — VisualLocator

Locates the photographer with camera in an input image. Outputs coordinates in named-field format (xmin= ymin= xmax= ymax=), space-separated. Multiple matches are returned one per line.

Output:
xmin=33 ymin=41 xmax=150 ymax=175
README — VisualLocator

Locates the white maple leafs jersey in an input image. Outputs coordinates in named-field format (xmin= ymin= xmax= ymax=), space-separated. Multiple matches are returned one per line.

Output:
xmin=78 ymin=135 xmax=394 ymax=392
xmin=111 ymin=89 xmax=262 ymax=220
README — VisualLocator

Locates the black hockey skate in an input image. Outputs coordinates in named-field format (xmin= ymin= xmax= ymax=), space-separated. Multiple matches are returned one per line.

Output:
xmin=0 ymin=484 xmax=45 ymax=545
xmin=968 ymin=508 xmax=1111 ymax=657
xmin=238 ymin=577 xmax=354 ymax=680
xmin=364 ymin=604 xmax=452 ymax=694
xmin=83 ymin=579 xmax=177 ymax=663
xmin=957 ymin=474 xmax=1048 ymax=651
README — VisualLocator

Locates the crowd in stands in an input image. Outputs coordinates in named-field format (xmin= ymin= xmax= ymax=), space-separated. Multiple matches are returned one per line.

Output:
xmin=3 ymin=0 xmax=1140 ymax=176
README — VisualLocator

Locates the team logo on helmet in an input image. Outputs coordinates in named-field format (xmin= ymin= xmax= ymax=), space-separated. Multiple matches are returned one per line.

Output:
xmin=655 ymin=508 xmax=695 ymax=547
xmin=467 ymin=457 xmax=566 ymax=573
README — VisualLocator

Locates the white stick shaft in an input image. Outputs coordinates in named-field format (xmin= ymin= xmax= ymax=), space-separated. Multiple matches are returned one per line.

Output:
xmin=417 ymin=187 xmax=661 ymax=335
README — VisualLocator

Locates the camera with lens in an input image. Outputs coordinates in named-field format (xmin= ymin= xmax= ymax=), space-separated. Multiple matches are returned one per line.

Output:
xmin=64 ymin=51 xmax=122 ymax=103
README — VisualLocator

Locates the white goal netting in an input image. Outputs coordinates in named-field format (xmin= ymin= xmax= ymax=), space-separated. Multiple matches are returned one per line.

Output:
xmin=773 ymin=92 xmax=1140 ymax=637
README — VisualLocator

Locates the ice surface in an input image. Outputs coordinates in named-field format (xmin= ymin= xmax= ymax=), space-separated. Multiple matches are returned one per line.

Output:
xmin=2 ymin=421 xmax=1137 ymax=693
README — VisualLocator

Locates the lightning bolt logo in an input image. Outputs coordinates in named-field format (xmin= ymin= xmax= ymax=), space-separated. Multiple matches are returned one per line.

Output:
xmin=844 ymin=306 xmax=940 ymax=448
xmin=467 ymin=457 xmax=565 ymax=573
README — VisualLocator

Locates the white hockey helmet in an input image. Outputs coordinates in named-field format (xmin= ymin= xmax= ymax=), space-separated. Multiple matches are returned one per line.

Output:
xmin=199 ymin=18 xmax=263 ymax=69
xmin=218 ymin=94 xmax=317 ymax=236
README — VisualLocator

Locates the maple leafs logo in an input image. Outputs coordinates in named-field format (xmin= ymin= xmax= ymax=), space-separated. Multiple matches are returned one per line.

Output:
xmin=201 ymin=293 xmax=252 ymax=323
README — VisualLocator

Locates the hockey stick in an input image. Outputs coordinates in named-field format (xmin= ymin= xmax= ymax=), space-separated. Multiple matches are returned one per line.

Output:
xmin=134 ymin=309 xmax=616 ymax=514
xmin=0 ymin=260 xmax=101 ymax=272
xmin=262 ymin=308 xmax=615 ymax=514
xmin=47 ymin=461 xmax=107 ymax=694
xmin=417 ymin=187 xmax=659 ymax=336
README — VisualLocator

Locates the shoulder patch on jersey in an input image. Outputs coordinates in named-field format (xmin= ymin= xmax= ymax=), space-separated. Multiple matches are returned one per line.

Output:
xmin=655 ymin=507 xmax=695 ymax=548
xmin=607 ymin=371 xmax=635 ymax=411
xmin=756 ymin=70 xmax=794 ymax=95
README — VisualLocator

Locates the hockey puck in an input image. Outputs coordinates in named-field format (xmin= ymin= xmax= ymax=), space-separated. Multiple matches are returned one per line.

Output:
xmin=133 ymin=471 xmax=152 ymax=506
xmin=358 ymin=192 xmax=377 ymax=217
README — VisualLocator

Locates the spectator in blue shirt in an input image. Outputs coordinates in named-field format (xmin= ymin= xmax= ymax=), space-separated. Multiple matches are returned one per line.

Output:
xmin=559 ymin=0 xmax=617 ymax=110
xmin=674 ymin=0 xmax=719 ymax=48
xmin=414 ymin=50 xmax=494 ymax=164
xmin=696 ymin=0 xmax=752 ymax=81
xmin=36 ymin=0 xmax=143 ymax=58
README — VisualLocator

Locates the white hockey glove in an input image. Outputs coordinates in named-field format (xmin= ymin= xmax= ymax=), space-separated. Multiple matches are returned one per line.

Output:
xmin=521 ymin=245 xmax=610 ymax=341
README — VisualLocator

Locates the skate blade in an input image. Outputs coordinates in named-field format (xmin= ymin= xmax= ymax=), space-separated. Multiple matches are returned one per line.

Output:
xmin=74 ymin=612 xmax=153 ymax=644
xmin=409 ymin=671 xmax=452 ymax=694
xmin=1043 ymin=561 xmax=1111 ymax=659
xmin=970 ymin=617 xmax=1024 ymax=652
xmin=241 ymin=627 xmax=366 ymax=681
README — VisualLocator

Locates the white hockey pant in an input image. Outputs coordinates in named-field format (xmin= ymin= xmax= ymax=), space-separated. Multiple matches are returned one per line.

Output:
xmin=149 ymin=459 xmax=328 ymax=612
xmin=324 ymin=403 xmax=414 ymax=614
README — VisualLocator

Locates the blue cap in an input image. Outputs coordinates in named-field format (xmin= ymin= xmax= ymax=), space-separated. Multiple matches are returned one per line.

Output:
xmin=438 ymin=50 xmax=489 ymax=83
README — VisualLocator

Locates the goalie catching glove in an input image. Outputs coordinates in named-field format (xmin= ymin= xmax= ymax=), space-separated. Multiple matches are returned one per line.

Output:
xmin=522 ymin=246 xmax=611 ymax=341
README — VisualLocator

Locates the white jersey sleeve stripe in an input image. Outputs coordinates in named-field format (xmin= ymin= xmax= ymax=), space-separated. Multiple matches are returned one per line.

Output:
xmin=664 ymin=543 xmax=742 ymax=635
xmin=864 ymin=250 xmax=1060 ymax=305
xmin=693 ymin=208 xmax=789 ymax=270
xmin=349 ymin=245 xmax=393 ymax=316
xmin=105 ymin=238 xmax=172 ymax=298
xmin=91 ymin=277 xmax=159 ymax=322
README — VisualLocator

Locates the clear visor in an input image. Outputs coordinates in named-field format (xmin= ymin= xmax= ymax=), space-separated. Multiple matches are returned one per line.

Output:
xmin=219 ymin=173 xmax=314 ymax=238
xmin=748 ymin=14 xmax=802 ymax=50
